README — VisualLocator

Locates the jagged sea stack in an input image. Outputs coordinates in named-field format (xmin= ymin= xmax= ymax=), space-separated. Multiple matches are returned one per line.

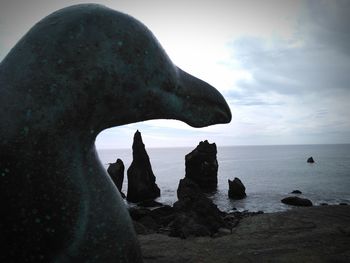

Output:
xmin=228 ymin=177 xmax=247 ymax=199
xmin=127 ymin=131 xmax=161 ymax=202
xmin=107 ymin=158 xmax=126 ymax=198
xmin=185 ymin=140 xmax=218 ymax=192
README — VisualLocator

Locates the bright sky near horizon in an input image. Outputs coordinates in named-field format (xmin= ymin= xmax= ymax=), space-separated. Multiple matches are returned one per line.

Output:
xmin=1 ymin=0 xmax=350 ymax=148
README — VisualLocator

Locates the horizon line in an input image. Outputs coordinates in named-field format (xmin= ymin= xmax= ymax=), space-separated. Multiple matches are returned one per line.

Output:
xmin=96 ymin=142 xmax=350 ymax=151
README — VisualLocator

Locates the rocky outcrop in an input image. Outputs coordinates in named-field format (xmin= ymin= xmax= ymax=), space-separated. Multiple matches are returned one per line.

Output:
xmin=107 ymin=158 xmax=125 ymax=198
xmin=291 ymin=190 xmax=302 ymax=194
xmin=185 ymin=140 xmax=218 ymax=192
xmin=228 ymin=177 xmax=246 ymax=199
xmin=170 ymin=178 xmax=225 ymax=238
xmin=307 ymin=157 xmax=315 ymax=163
xmin=129 ymin=179 xmax=263 ymax=238
xmin=127 ymin=130 xmax=160 ymax=203
xmin=281 ymin=196 xmax=313 ymax=207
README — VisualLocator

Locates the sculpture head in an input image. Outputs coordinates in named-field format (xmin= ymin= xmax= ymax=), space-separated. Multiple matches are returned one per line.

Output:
xmin=0 ymin=4 xmax=231 ymax=143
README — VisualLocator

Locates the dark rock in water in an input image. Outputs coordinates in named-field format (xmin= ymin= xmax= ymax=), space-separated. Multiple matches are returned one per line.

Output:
xmin=127 ymin=130 xmax=161 ymax=202
xmin=185 ymin=140 xmax=218 ymax=192
xmin=320 ymin=203 xmax=329 ymax=206
xmin=107 ymin=158 xmax=126 ymax=198
xmin=291 ymin=190 xmax=302 ymax=194
xmin=138 ymin=200 xmax=163 ymax=208
xmin=307 ymin=157 xmax=315 ymax=163
xmin=228 ymin=177 xmax=247 ymax=199
xmin=281 ymin=196 xmax=313 ymax=207
xmin=170 ymin=178 xmax=225 ymax=238
xmin=339 ymin=203 xmax=348 ymax=206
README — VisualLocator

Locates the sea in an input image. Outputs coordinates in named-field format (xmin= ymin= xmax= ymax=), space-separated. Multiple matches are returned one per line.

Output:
xmin=97 ymin=144 xmax=350 ymax=213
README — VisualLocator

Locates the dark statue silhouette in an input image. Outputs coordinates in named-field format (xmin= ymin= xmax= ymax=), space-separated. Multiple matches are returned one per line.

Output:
xmin=0 ymin=4 xmax=231 ymax=262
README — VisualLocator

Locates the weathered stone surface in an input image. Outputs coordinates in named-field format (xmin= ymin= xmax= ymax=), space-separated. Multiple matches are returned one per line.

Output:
xmin=107 ymin=158 xmax=125 ymax=198
xmin=127 ymin=130 xmax=161 ymax=202
xmin=228 ymin=177 xmax=247 ymax=199
xmin=307 ymin=157 xmax=315 ymax=163
xmin=138 ymin=200 xmax=163 ymax=208
xmin=128 ymin=187 xmax=260 ymax=238
xmin=281 ymin=196 xmax=313 ymax=207
xmin=185 ymin=140 xmax=218 ymax=192
xmin=170 ymin=178 xmax=225 ymax=238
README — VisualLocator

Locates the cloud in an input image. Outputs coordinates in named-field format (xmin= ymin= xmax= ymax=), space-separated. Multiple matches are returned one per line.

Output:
xmin=1 ymin=0 xmax=349 ymax=147
xmin=301 ymin=0 xmax=350 ymax=56
xmin=218 ymin=0 xmax=350 ymax=145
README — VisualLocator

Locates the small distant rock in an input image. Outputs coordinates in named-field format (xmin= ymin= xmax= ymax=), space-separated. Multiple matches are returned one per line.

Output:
xmin=281 ymin=196 xmax=313 ymax=207
xmin=185 ymin=140 xmax=218 ymax=192
xmin=291 ymin=190 xmax=302 ymax=194
xmin=307 ymin=157 xmax=315 ymax=163
xmin=228 ymin=177 xmax=246 ymax=199
xmin=107 ymin=158 xmax=125 ymax=198
xmin=339 ymin=203 xmax=348 ymax=206
xmin=127 ymin=130 xmax=161 ymax=203
xmin=320 ymin=203 xmax=328 ymax=206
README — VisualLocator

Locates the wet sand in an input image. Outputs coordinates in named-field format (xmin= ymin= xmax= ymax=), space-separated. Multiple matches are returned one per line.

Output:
xmin=138 ymin=205 xmax=350 ymax=262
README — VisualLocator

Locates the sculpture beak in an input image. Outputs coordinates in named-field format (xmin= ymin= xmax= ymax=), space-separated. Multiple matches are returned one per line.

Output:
xmin=175 ymin=68 xmax=232 ymax=128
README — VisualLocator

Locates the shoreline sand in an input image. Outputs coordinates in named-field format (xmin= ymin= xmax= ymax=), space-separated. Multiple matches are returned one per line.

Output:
xmin=138 ymin=205 xmax=350 ymax=262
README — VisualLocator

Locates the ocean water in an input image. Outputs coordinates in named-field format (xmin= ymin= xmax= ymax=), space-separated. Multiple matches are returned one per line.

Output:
xmin=97 ymin=144 xmax=350 ymax=213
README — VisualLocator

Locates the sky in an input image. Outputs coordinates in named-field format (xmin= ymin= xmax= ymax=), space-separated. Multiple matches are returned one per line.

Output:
xmin=1 ymin=0 xmax=350 ymax=148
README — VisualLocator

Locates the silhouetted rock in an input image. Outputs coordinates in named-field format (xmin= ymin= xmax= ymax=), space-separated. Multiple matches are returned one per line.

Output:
xmin=281 ymin=196 xmax=313 ymax=207
xmin=138 ymin=200 xmax=163 ymax=208
xmin=291 ymin=190 xmax=302 ymax=194
xmin=170 ymin=178 xmax=225 ymax=238
xmin=339 ymin=203 xmax=348 ymax=206
xmin=228 ymin=177 xmax=247 ymax=199
xmin=132 ymin=221 xmax=149 ymax=235
xmin=127 ymin=130 xmax=161 ymax=202
xmin=128 ymin=207 xmax=152 ymax=221
xmin=185 ymin=140 xmax=218 ymax=192
xmin=107 ymin=158 xmax=125 ymax=198
xmin=307 ymin=157 xmax=315 ymax=163
xmin=129 ymin=205 xmax=175 ymax=234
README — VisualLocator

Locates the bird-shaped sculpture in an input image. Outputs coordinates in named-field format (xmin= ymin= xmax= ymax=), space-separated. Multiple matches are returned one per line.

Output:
xmin=0 ymin=4 xmax=231 ymax=262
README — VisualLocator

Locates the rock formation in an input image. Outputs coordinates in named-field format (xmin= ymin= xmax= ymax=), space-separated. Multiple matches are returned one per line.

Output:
xmin=228 ymin=177 xmax=247 ymax=199
xmin=170 ymin=178 xmax=225 ymax=238
xmin=281 ymin=196 xmax=313 ymax=207
xmin=127 ymin=130 xmax=161 ymax=202
xmin=128 ymin=178 xmax=262 ymax=237
xmin=291 ymin=190 xmax=302 ymax=194
xmin=107 ymin=158 xmax=125 ymax=198
xmin=185 ymin=140 xmax=218 ymax=192
xmin=307 ymin=157 xmax=315 ymax=163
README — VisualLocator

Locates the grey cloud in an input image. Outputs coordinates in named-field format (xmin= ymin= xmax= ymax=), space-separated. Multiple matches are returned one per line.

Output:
xmin=302 ymin=0 xmax=350 ymax=56
xmin=227 ymin=0 xmax=350 ymax=100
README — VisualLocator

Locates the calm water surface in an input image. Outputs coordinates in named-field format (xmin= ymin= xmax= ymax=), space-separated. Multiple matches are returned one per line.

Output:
xmin=97 ymin=144 xmax=350 ymax=212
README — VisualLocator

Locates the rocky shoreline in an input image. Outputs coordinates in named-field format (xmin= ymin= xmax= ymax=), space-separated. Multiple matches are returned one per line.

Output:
xmin=138 ymin=205 xmax=350 ymax=262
